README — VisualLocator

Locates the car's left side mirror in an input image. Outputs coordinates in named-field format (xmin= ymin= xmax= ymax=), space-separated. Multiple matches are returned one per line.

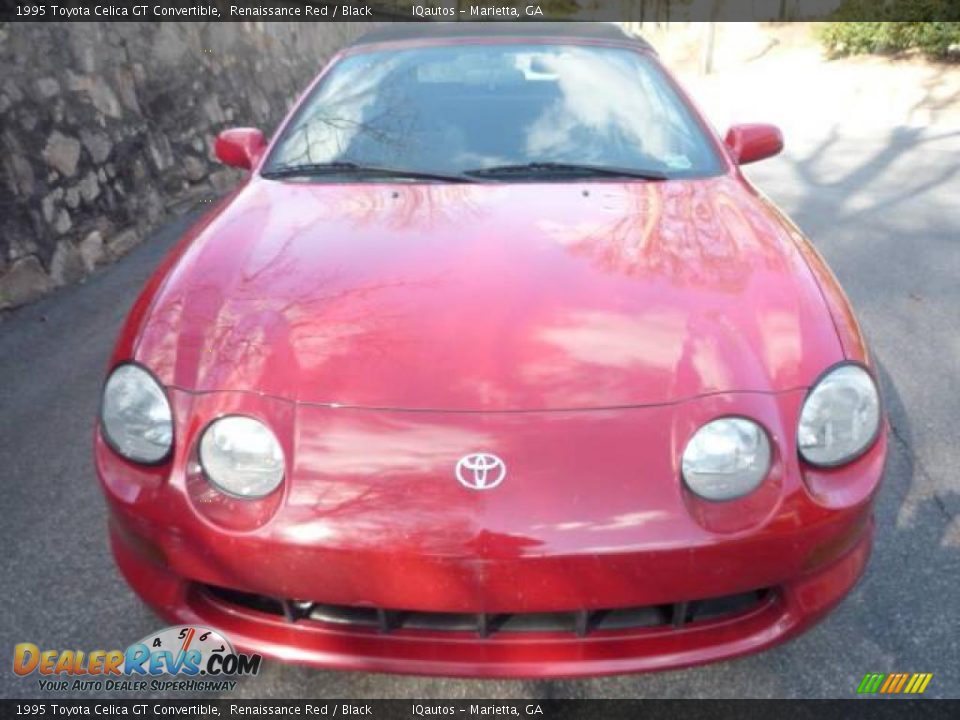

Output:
xmin=214 ymin=128 xmax=266 ymax=170
xmin=723 ymin=124 xmax=783 ymax=165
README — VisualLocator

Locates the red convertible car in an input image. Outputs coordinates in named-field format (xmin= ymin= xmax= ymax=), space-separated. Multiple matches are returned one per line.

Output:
xmin=96 ymin=23 xmax=886 ymax=677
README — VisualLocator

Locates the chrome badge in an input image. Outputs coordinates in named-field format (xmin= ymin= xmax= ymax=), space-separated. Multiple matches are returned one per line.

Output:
xmin=455 ymin=453 xmax=506 ymax=491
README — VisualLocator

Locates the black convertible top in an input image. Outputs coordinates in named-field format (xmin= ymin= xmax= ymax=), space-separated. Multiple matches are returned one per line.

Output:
xmin=350 ymin=22 xmax=655 ymax=53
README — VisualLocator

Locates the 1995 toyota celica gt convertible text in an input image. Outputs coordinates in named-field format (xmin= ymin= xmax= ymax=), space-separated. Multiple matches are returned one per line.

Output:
xmin=96 ymin=24 xmax=888 ymax=677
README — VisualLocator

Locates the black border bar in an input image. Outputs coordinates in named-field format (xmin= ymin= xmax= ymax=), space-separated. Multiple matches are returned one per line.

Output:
xmin=4 ymin=700 xmax=960 ymax=718
xmin=3 ymin=0 xmax=960 ymax=23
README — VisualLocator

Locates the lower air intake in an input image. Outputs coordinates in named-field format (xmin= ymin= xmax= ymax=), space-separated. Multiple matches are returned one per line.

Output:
xmin=199 ymin=584 xmax=772 ymax=638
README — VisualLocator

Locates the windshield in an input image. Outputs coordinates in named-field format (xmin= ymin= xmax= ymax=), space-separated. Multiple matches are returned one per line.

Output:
xmin=263 ymin=43 xmax=724 ymax=180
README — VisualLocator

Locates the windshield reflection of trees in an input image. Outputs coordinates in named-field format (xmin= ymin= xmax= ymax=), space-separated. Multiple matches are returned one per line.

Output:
xmin=272 ymin=56 xmax=421 ymax=169
xmin=269 ymin=46 xmax=716 ymax=176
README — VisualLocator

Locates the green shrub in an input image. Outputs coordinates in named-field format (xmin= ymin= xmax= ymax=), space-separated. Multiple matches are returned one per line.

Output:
xmin=817 ymin=2 xmax=960 ymax=58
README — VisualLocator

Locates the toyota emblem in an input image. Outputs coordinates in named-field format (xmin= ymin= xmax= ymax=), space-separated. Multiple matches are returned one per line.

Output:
xmin=455 ymin=453 xmax=506 ymax=491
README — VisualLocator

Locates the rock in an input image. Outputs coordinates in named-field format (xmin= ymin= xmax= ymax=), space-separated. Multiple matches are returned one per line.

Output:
xmin=49 ymin=240 xmax=85 ymax=286
xmin=41 ymin=188 xmax=64 ymax=223
xmin=89 ymin=78 xmax=123 ymax=119
xmin=35 ymin=77 xmax=60 ymax=98
xmin=0 ymin=256 xmax=53 ymax=310
xmin=150 ymin=23 xmax=190 ymax=67
xmin=6 ymin=233 xmax=38 ymax=262
xmin=107 ymin=228 xmax=140 ymax=259
xmin=79 ymin=129 xmax=112 ymax=163
xmin=143 ymin=189 xmax=164 ymax=224
xmin=252 ymin=91 xmax=270 ymax=120
xmin=8 ymin=154 xmax=34 ymax=196
xmin=66 ymin=72 xmax=122 ymax=119
xmin=183 ymin=155 xmax=208 ymax=182
xmin=18 ymin=107 xmax=38 ymax=131
xmin=113 ymin=68 xmax=141 ymax=113
xmin=53 ymin=208 xmax=72 ymax=234
xmin=202 ymin=95 xmax=226 ymax=125
xmin=65 ymin=187 xmax=80 ymax=209
xmin=3 ymin=79 xmax=23 ymax=104
xmin=68 ymin=25 xmax=100 ymax=73
xmin=0 ymin=94 xmax=10 ymax=114
xmin=147 ymin=133 xmax=174 ymax=172
xmin=42 ymin=131 xmax=82 ymax=177
xmin=79 ymin=230 xmax=105 ymax=272
xmin=79 ymin=171 xmax=100 ymax=203
xmin=209 ymin=169 xmax=237 ymax=194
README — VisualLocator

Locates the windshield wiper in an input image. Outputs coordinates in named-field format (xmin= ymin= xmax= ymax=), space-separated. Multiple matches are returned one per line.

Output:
xmin=261 ymin=161 xmax=475 ymax=183
xmin=463 ymin=162 xmax=669 ymax=181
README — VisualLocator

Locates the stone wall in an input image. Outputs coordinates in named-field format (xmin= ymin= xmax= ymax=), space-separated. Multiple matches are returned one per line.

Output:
xmin=0 ymin=21 xmax=368 ymax=311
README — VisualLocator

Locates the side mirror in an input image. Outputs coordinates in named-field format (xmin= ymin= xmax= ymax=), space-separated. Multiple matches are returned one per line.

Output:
xmin=214 ymin=128 xmax=266 ymax=170
xmin=724 ymin=124 xmax=783 ymax=165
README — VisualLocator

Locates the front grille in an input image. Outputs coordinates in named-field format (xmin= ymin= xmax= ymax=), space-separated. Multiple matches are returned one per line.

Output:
xmin=200 ymin=584 xmax=772 ymax=638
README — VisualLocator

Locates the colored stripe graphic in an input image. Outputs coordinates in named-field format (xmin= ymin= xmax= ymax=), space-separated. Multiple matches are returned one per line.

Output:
xmin=894 ymin=673 xmax=910 ymax=693
xmin=858 ymin=672 xmax=932 ymax=694
xmin=858 ymin=673 xmax=885 ymax=693
xmin=880 ymin=674 xmax=897 ymax=693
xmin=910 ymin=674 xmax=933 ymax=694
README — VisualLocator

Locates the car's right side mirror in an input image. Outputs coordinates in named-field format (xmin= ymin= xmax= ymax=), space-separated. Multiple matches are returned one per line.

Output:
xmin=214 ymin=128 xmax=267 ymax=170
xmin=724 ymin=124 xmax=784 ymax=165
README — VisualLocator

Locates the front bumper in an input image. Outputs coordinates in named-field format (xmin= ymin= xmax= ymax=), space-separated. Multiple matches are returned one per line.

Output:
xmin=110 ymin=515 xmax=873 ymax=677
xmin=98 ymin=388 xmax=886 ymax=677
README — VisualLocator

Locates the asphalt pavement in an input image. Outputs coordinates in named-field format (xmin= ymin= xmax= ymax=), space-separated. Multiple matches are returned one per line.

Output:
xmin=2 ymin=122 xmax=959 ymax=699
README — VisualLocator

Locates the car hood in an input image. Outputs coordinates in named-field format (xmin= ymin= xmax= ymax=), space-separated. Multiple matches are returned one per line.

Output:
xmin=135 ymin=177 xmax=842 ymax=410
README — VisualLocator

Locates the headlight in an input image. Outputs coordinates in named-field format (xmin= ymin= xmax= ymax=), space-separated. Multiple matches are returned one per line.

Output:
xmin=682 ymin=418 xmax=771 ymax=501
xmin=798 ymin=364 xmax=880 ymax=466
xmin=100 ymin=363 xmax=173 ymax=463
xmin=199 ymin=416 xmax=284 ymax=498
